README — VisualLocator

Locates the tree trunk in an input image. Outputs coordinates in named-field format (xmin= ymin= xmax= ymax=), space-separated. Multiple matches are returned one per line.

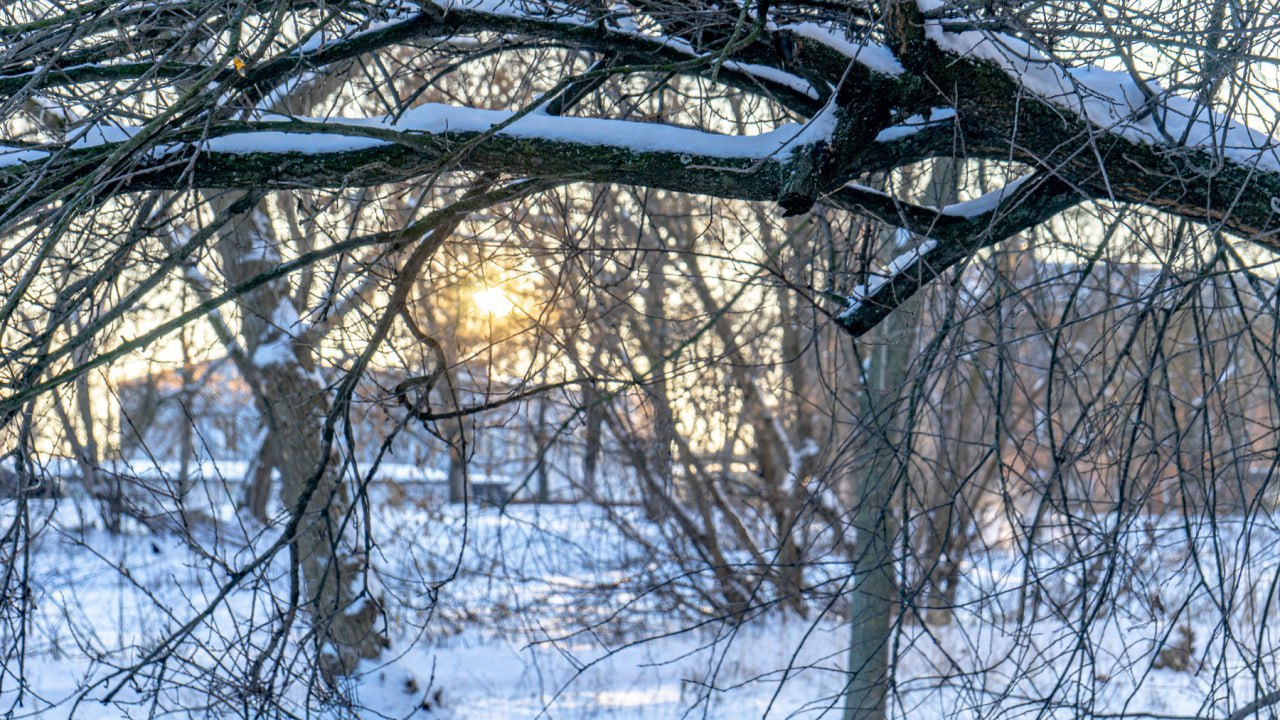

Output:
xmin=259 ymin=361 xmax=388 ymax=678
xmin=640 ymin=246 xmax=675 ymax=521
xmin=213 ymin=196 xmax=388 ymax=678
xmin=581 ymin=385 xmax=603 ymax=498
xmin=73 ymin=344 xmax=119 ymax=531
xmin=175 ymin=329 xmax=195 ymax=503
xmin=843 ymin=326 xmax=906 ymax=720
xmin=446 ymin=424 xmax=469 ymax=504
xmin=845 ymin=159 xmax=956 ymax=719
xmin=535 ymin=390 xmax=550 ymax=503
xmin=241 ymin=431 xmax=273 ymax=523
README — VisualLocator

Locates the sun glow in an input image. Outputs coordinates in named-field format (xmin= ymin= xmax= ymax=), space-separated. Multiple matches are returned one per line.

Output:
xmin=472 ymin=286 xmax=515 ymax=317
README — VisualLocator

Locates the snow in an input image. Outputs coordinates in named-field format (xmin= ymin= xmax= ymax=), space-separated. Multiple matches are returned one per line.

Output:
xmin=939 ymin=173 xmax=1033 ymax=217
xmin=721 ymin=60 xmax=819 ymax=99
xmin=779 ymin=22 xmax=905 ymax=76
xmin=250 ymin=336 xmax=292 ymax=367
xmin=69 ymin=121 xmax=138 ymax=148
xmin=12 ymin=104 xmax=844 ymax=166
xmin=844 ymin=181 xmax=894 ymax=199
xmin=249 ymin=298 xmax=302 ymax=367
xmin=874 ymin=108 xmax=956 ymax=142
xmin=618 ymin=29 xmax=820 ymax=98
xmin=887 ymin=238 xmax=937 ymax=273
xmin=838 ymin=238 xmax=938 ymax=319
xmin=918 ymin=0 xmax=1280 ymax=173
xmin=205 ymin=103 xmax=830 ymax=161
xmin=3 ymin=494 xmax=1276 ymax=719
xmin=205 ymin=131 xmax=388 ymax=155
xmin=269 ymin=294 xmax=301 ymax=330
xmin=432 ymin=0 xmax=592 ymax=25
xmin=780 ymin=98 xmax=841 ymax=154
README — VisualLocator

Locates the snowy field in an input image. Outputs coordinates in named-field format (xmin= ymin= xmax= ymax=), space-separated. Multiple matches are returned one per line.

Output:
xmin=3 ymin=489 xmax=1279 ymax=719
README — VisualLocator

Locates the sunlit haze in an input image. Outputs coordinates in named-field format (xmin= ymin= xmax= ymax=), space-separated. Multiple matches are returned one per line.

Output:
xmin=472 ymin=286 xmax=515 ymax=317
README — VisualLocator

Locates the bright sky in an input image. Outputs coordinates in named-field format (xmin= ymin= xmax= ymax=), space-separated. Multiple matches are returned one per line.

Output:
xmin=472 ymin=286 xmax=516 ymax=317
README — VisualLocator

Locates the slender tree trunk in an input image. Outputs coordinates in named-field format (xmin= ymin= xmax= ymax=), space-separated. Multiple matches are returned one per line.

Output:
xmin=580 ymin=339 xmax=607 ymax=498
xmin=843 ymin=326 xmax=906 ymax=720
xmin=73 ymin=344 xmax=118 ymax=531
xmin=845 ymin=160 xmax=955 ymax=719
xmin=535 ymin=389 xmax=550 ymax=503
xmin=641 ymin=246 xmax=674 ymax=520
xmin=175 ymin=329 xmax=195 ymax=503
xmin=446 ymin=420 xmax=469 ymax=504
xmin=581 ymin=383 xmax=603 ymax=498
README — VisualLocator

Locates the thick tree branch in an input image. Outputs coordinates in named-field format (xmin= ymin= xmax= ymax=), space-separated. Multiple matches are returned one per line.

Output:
xmin=825 ymin=172 xmax=1083 ymax=335
xmin=4 ymin=0 xmax=1280 ymax=346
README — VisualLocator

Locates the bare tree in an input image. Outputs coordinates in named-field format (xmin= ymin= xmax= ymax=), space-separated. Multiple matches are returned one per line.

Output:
xmin=4 ymin=0 xmax=1280 ymax=717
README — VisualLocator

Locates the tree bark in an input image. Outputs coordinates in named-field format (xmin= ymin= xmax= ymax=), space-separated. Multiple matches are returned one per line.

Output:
xmin=259 ymin=361 xmax=388 ymax=678
xmin=212 ymin=196 xmax=388 ymax=678
xmin=844 ymin=157 xmax=962 ymax=717
xmin=843 ymin=322 xmax=907 ymax=720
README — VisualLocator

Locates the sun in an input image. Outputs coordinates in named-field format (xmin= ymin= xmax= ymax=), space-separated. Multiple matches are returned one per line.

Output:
xmin=472 ymin=286 xmax=515 ymax=317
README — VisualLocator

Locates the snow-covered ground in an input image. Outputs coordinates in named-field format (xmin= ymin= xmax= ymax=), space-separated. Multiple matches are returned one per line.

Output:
xmin=2 ymin=492 xmax=1278 ymax=719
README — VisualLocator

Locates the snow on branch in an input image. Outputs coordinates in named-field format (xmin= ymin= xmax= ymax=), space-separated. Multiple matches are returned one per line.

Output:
xmin=938 ymin=173 xmax=1033 ymax=218
xmin=828 ymin=172 xmax=1082 ymax=336
xmin=838 ymin=237 xmax=939 ymax=321
xmin=874 ymin=108 xmax=956 ymax=143
xmin=3 ymin=102 xmax=844 ymax=179
xmin=775 ymin=22 xmax=905 ymax=77
xmin=918 ymin=0 xmax=1280 ymax=174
